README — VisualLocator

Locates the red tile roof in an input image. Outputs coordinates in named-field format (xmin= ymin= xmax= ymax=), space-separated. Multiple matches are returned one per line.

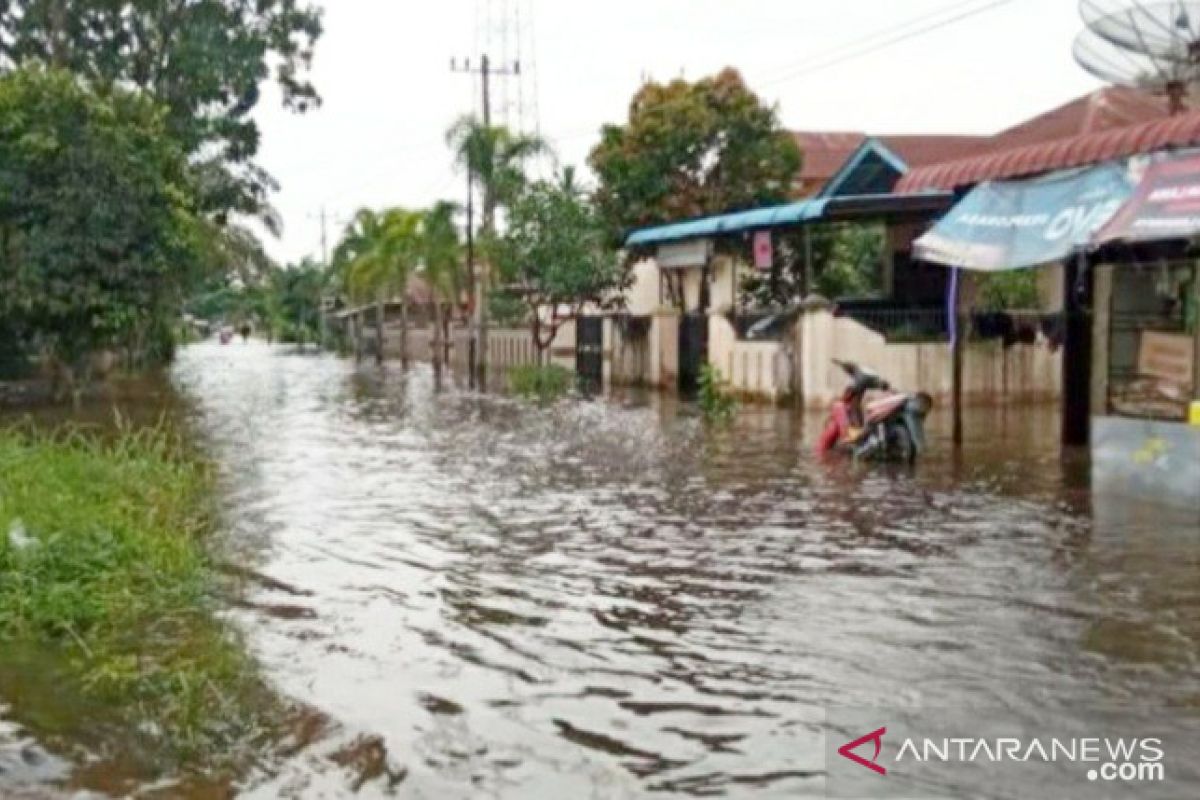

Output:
xmin=792 ymin=131 xmax=866 ymax=194
xmin=876 ymin=135 xmax=991 ymax=167
xmin=896 ymin=88 xmax=1177 ymax=192
xmin=989 ymin=87 xmax=1168 ymax=150
xmin=896 ymin=109 xmax=1200 ymax=193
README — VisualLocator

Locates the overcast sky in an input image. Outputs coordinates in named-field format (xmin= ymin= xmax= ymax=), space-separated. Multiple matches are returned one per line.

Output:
xmin=252 ymin=0 xmax=1105 ymax=264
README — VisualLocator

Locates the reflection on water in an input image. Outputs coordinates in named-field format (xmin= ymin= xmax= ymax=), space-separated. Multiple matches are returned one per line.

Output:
xmin=4 ymin=341 xmax=1199 ymax=798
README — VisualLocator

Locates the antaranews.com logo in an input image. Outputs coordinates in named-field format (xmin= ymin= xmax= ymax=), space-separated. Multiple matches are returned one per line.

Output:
xmin=824 ymin=709 xmax=1194 ymax=799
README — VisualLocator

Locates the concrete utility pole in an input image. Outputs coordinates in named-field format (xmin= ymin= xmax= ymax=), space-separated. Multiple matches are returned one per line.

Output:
xmin=319 ymin=206 xmax=329 ymax=265
xmin=450 ymin=53 xmax=519 ymax=388
xmin=316 ymin=206 xmax=330 ymax=349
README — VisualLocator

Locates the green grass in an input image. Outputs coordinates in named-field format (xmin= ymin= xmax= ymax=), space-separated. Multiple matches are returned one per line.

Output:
xmin=507 ymin=364 xmax=574 ymax=403
xmin=0 ymin=424 xmax=270 ymax=764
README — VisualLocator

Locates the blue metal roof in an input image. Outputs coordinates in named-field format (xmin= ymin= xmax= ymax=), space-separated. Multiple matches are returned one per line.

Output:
xmin=625 ymin=198 xmax=829 ymax=247
xmin=623 ymin=190 xmax=957 ymax=248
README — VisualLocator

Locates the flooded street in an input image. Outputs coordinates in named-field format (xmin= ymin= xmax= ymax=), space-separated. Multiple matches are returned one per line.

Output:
xmin=5 ymin=340 xmax=1200 ymax=798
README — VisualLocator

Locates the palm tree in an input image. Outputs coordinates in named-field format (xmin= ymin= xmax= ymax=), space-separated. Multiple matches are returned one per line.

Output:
xmin=333 ymin=209 xmax=384 ymax=363
xmin=446 ymin=116 xmax=548 ymax=382
xmin=420 ymin=201 xmax=464 ymax=378
xmin=343 ymin=208 xmax=422 ymax=367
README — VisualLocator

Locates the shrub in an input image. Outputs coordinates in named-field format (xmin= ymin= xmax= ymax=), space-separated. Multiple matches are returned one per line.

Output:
xmin=508 ymin=364 xmax=574 ymax=403
xmin=698 ymin=363 xmax=737 ymax=422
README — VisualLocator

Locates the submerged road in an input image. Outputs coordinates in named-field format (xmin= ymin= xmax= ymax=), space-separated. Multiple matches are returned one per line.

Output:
xmin=5 ymin=340 xmax=1198 ymax=798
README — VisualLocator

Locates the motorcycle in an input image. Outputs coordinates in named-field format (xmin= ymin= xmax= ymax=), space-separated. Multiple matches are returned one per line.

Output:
xmin=816 ymin=360 xmax=933 ymax=464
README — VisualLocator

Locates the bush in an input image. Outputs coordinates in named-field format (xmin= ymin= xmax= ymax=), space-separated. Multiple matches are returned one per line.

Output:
xmin=698 ymin=363 xmax=737 ymax=422
xmin=508 ymin=364 xmax=574 ymax=403
xmin=976 ymin=271 xmax=1039 ymax=311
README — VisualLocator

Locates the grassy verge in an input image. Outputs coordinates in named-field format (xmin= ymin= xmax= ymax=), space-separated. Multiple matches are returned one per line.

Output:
xmin=0 ymin=425 xmax=269 ymax=766
xmin=507 ymin=364 xmax=574 ymax=403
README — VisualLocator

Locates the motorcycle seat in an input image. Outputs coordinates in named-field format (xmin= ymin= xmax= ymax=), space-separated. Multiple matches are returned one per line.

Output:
xmin=865 ymin=394 xmax=906 ymax=424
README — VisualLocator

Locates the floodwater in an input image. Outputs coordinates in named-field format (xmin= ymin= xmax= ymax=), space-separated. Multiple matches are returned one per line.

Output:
xmin=3 ymin=340 xmax=1199 ymax=798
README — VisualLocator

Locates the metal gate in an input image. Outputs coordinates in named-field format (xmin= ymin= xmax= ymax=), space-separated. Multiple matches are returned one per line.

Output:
xmin=678 ymin=313 xmax=708 ymax=397
xmin=576 ymin=316 xmax=604 ymax=393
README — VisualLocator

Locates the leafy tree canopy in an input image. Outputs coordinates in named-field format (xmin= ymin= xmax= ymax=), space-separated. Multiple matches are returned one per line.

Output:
xmin=495 ymin=169 xmax=625 ymax=352
xmin=446 ymin=116 xmax=547 ymax=238
xmin=738 ymin=224 xmax=885 ymax=308
xmin=0 ymin=67 xmax=208 ymax=363
xmin=0 ymin=0 xmax=323 ymax=221
xmin=588 ymin=68 xmax=802 ymax=246
xmin=335 ymin=207 xmax=423 ymax=305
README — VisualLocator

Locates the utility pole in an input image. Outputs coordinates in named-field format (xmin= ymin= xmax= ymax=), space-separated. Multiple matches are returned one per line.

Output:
xmin=319 ymin=206 xmax=329 ymax=265
xmin=450 ymin=53 xmax=519 ymax=388
xmin=465 ymin=166 xmax=476 ymax=387
xmin=316 ymin=206 xmax=330 ymax=349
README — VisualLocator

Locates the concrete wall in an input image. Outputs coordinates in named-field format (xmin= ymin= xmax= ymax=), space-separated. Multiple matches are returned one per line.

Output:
xmin=375 ymin=320 xmax=576 ymax=372
xmin=708 ymin=314 xmax=794 ymax=402
xmin=609 ymin=306 xmax=1062 ymax=406
xmin=625 ymin=259 xmax=661 ymax=316
xmin=794 ymin=308 xmax=1062 ymax=410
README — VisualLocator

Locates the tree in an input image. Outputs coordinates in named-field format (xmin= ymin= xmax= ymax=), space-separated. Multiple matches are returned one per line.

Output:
xmin=341 ymin=208 xmax=422 ymax=366
xmin=494 ymin=169 xmax=625 ymax=363
xmin=269 ymin=259 xmax=325 ymax=346
xmin=0 ymin=1 xmax=323 ymax=221
xmin=419 ymin=201 xmax=463 ymax=377
xmin=738 ymin=224 xmax=886 ymax=308
xmin=0 ymin=67 xmax=207 ymax=390
xmin=446 ymin=117 xmax=547 ymax=379
xmin=588 ymin=68 xmax=802 ymax=247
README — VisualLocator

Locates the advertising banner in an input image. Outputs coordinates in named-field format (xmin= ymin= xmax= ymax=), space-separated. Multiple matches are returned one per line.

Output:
xmin=1095 ymin=152 xmax=1200 ymax=244
xmin=914 ymin=163 xmax=1134 ymax=271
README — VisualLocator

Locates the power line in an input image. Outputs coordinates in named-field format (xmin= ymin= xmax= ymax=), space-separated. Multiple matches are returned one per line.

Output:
xmin=758 ymin=0 xmax=1014 ymax=84
xmin=538 ymin=0 xmax=1023 ymax=147
xmin=763 ymin=0 xmax=1020 ymax=86
xmin=281 ymin=0 xmax=1025 ymax=246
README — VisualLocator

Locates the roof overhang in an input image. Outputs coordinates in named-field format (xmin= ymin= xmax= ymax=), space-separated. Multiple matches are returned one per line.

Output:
xmin=625 ymin=192 xmax=954 ymax=249
xmin=897 ymin=109 xmax=1200 ymax=193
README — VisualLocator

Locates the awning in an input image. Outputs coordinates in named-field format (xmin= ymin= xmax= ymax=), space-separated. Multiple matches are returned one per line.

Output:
xmin=624 ymin=192 xmax=954 ymax=248
xmin=625 ymin=199 xmax=828 ymax=247
xmin=1095 ymin=151 xmax=1200 ymax=244
xmin=913 ymin=163 xmax=1134 ymax=271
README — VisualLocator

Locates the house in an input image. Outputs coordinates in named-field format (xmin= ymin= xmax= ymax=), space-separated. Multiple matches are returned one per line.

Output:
xmin=610 ymin=88 xmax=1180 ymax=407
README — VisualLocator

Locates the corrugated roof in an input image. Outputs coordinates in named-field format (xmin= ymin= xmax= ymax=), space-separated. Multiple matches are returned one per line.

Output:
xmin=624 ymin=193 xmax=954 ymax=247
xmin=896 ymin=109 xmax=1200 ymax=193
xmin=989 ymin=86 xmax=1167 ymax=150
xmin=626 ymin=199 xmax=829 ymax=247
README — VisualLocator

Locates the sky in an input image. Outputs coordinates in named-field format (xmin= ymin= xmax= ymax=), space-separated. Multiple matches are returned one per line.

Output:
xmin=252 ymin=0 xmax=1106 ymax=264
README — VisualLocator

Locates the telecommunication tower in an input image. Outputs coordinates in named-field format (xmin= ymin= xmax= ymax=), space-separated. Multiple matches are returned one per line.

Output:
xmin=473 ymin=0 xmax=541 ymax=135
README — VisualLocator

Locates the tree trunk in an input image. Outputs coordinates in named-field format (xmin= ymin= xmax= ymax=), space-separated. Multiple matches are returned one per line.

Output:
xmin=353 ymin=312 xmax=363 ymax=363
xmin=530 ymin=316 xmax=542 ymax=367
xmin=478 ymin=199 xmax=496 ymax=388
xmin=432 ymin=301 xmax=444 ymax=377
xmin=400 ymin=297 xmax=410 ymax=368
xmin=375 ymin=296 xmax=385 ymax=366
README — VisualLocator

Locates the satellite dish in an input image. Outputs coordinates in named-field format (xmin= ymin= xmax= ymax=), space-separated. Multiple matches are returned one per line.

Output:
xmin=1080 ymin=0 xmax=1200 ymax=60
xmin=1074 ymin=1 xmax=1200 ymax=113
xmin=1074 ymin=26 xmax=1200 ymax=111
